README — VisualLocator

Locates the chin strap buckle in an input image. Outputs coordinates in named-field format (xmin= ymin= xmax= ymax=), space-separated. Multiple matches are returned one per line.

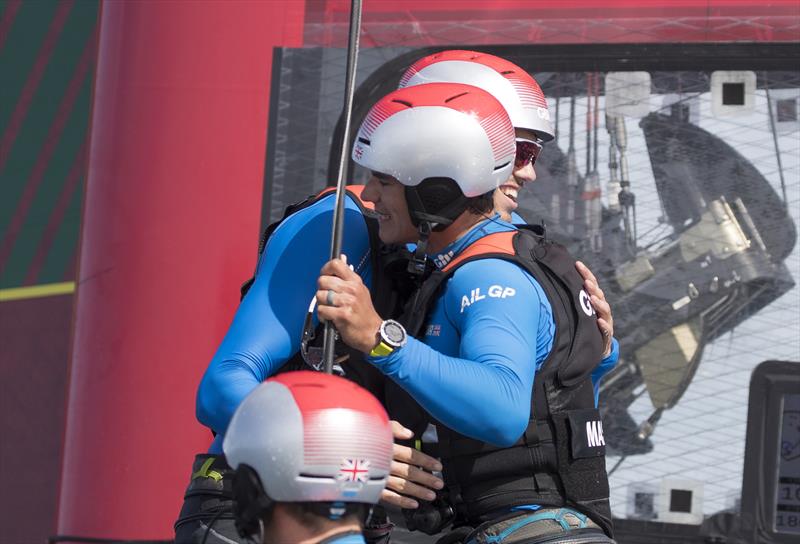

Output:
xmin=408 ymin=221 xmax=432 ymax=276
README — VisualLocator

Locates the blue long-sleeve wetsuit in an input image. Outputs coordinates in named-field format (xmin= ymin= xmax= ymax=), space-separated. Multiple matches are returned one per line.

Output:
xmin=197 ymin=195 xmax=618 ymax=452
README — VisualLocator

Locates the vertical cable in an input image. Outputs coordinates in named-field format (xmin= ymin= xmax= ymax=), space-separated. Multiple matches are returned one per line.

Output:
xmin=764 ymin=72 xmax=789 ymax=211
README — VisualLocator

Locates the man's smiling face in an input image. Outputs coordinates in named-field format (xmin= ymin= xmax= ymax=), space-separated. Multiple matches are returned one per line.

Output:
xmin=494 ymin=128 xmax=541 ymax=221
xmin=361 ymin=172 xmax=419 ymax=245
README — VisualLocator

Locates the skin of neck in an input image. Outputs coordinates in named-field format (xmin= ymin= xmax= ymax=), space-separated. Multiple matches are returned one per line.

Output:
xmin=425 ymin=209 xmax=487 ymax=255
xmin=264 ymin=504 xmax=362 ymax=544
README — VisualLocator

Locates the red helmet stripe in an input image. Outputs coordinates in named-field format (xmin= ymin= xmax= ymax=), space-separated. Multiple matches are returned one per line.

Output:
xmin=400 ymin=50 xmax=550 ymax=120
xmin=271 ymin=371 xmax=389 ymax=419
xmin=303 ymin=410 xmax=393 ymax=471
xmin=361 ymin=100 xmax=396 ymax=139
xmin=505 ymin=71 xmax=548 ymax=109
xmin=269 ymin=373 xmax=393 ymax=472
xmin=398 ymin=63 xmax=418 ymax=87
xmin=479 ymin=109 xmax=516 ymax=164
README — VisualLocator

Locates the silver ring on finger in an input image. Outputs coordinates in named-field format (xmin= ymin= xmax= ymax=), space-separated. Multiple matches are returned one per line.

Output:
xmin=326 ymin=289 xmax=336 ymax=307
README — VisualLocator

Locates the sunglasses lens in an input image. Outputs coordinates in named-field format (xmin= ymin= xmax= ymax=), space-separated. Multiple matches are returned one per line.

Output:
xmin=515 ymin=140 xmax=542 ymax=168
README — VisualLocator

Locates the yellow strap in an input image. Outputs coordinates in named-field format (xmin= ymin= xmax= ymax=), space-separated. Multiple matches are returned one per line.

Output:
xmin=192 ymin=457 xmax=223 ymax=482
xmin=369 ymin=341 xmax=394 ymax=357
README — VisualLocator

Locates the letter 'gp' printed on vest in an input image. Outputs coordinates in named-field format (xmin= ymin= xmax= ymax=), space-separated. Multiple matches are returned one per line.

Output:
xmin=568 ymin=409 xmax=606 ymax=458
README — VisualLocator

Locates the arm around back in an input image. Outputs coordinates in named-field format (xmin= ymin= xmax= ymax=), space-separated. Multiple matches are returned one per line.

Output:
xmin=196 ymin=195 xmax=373 ymax=437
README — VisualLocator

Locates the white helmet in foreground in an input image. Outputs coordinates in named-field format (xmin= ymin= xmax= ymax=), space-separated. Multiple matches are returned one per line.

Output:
xmin=352 ymin=82 xmax=516 ymax=228
xmin=400 ymin=50 xmax=554 ymax=142
xmin=223 ymin=371 xmax=393 ymax=537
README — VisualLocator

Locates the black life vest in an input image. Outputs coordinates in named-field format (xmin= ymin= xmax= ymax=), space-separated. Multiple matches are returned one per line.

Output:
xmin=388 ymin=225 xmax=613 ymax=537
xmin=239 ymin=185 xmax=405 ymax=401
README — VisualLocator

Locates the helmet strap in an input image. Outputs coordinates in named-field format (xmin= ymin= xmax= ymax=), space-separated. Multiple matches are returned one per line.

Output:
xmin=408 ymin=221 xmax=431 ymax=276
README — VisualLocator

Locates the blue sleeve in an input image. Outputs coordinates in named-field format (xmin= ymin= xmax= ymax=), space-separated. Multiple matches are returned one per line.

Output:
xmin=592 ymin=337 xmax=619 ymax=406
xmin=370 ymin=260 xmax=547 ymax=447
xmin=196 ymin=194 xmax=372 ymax=440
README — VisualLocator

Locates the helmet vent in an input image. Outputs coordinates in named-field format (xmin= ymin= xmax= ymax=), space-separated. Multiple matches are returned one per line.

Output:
xmin=444 ymin=91 xmax=469 ymax=103
xmin=493 ymin=160 xmax=511 ymax=171
xmin=299 ymin=471 xmax=384 ymax=481
xmin=501 ymin=70 xmax=514 ymax=75
xmin=358 ymin=137 xmax=371 ymax=145
xmin=298 ymin=471 xmax=336 ymax=480
xmin=391 ymin=99 xmax=413 ymax=108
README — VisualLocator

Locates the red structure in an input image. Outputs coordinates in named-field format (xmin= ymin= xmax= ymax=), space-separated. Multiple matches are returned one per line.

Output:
xmin=58 ymin=0 xmax=798 ymax=538
xmin=57 ymin=1 xmax=303 ymax=537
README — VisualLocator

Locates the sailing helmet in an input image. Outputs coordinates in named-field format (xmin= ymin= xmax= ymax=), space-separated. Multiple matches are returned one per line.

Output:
xmin=399 ymin=50 xmax=554 ymax=142
xmin=352 ymin=82 xmax=515 ymax=227
xmin=223 ymin=371 xmax=393 ymax=535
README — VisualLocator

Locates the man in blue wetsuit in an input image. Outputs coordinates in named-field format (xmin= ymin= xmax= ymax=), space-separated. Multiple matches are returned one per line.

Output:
xmin=223 ymin=371 xmax=394 ymax=544
xmin=316 ymin=83 xmax=616 ymax=543
xmin=174 ymin=189 xmax=389 ymax=543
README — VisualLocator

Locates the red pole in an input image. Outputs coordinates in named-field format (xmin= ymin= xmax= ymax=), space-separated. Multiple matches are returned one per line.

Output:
xmin=57 ymin=1 xmax=303 ymax=537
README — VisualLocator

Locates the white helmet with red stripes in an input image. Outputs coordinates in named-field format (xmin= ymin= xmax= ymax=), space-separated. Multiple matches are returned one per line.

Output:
xmin=223 ymin=371 xmax=393 ymax=505
xmin=352 ymin=82 xmax=515 ymax=227
xmin=399 ymin=50 xmax=554 ymax=142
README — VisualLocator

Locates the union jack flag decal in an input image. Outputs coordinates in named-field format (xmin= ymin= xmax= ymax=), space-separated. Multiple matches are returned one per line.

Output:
xmin=337 ymin=458 xmax=371 ymax=483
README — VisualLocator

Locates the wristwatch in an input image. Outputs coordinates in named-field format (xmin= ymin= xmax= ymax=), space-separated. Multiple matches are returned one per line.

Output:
xmin=369 ymin=319 xmax=407 ymax=357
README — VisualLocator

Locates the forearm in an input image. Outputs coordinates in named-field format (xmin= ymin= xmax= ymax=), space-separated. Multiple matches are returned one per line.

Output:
xmin=371 ymin=338 xmax=532 ymax=447
xmin=592 ymin=337 xmax=619 ymax=406
xmin=195 ymin=285 xmax=295 ymax=434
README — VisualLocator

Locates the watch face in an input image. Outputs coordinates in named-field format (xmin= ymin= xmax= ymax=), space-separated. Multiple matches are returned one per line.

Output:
xmin=383 ymin=321 xmax=406 ymax=346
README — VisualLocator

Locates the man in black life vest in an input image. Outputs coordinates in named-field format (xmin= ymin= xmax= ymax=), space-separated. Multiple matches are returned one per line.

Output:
xmin=317 ymin=82 xmax=616 ymax=543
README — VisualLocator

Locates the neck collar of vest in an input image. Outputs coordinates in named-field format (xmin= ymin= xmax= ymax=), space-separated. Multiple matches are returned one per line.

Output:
xmin=430 ymin=215 xmax=513 ymax=270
